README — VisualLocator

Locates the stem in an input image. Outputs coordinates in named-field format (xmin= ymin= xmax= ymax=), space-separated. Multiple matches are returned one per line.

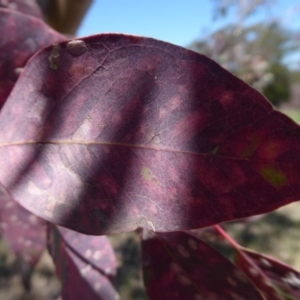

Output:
xmin=214 ymin=224 xmax=241 ymax=249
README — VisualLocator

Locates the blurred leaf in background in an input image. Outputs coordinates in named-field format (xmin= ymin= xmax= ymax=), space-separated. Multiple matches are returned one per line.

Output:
xmin=37 ymin=0 xmax=93 ymax=34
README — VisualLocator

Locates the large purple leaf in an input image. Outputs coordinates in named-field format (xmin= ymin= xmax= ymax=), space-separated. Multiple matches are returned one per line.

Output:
xmin=0 ymin=8 xmax=64 ymax=108
xmin=48 ymin=224 xmax=119 ymax=300
xmin=0 ymin=0 xmax=42 ymax=18
xmin=0 ymin=184 xmax=46 ymax=265
xmin=142 ymin=230 xmax=264 ymax=299
xmin=1 ymin=34 xmax=300 ymax=234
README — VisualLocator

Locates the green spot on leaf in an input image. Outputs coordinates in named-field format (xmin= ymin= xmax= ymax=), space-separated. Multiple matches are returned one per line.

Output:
xmin=142 ymin=167 xmax=153 ymax=181
xmin=260 ymin=165 xmax=288 ymax=188
xmin=142 ymin=167 xmax=160 ymax=187
xmin=240 ymin=134 xmax=261 ymax=159
xmin=210 ymin=146 xmax=220 ymax=155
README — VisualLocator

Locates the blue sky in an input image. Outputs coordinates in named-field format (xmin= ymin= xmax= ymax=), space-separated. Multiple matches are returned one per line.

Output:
xmin=78 ymin=0 xmax=300 ymax=47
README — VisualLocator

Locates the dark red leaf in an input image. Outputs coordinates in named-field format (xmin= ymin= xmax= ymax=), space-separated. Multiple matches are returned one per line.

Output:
xmin=233 ymin=248 xmax=284 ymax=300
xmin=0 ymin=184 xmax=46 ymax=265
xmin=1 ymin=34 xmax=300 ymax=234
xmin=235 ymin=248 xmax=300 ymax=300
xmin=142 ymin=230 xmax=264 ymax=300
xmin=215 ymin=224 xmax=290 ymax=300
xmin=48 ymin=224 xmax=119 ymax=300
xmin=0 ymin=8 xmax=64 ymax=108
xmin=0 ymin=0 xmax=42 ymax=18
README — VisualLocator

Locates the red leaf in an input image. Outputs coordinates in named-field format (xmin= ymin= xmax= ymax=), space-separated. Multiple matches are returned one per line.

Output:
xmin=235 ymin=248 xmax=300 ymax=300
xmin=48 ymin=224 xmax=119 ymax=300
xmin=1 ymin=34 xmax=300 ymax=234
xmin=0 ymin=184 xmax=46 ymax=265
xmin=215 ymin=224 xmax=295 ymax=300
xmin=0 ymin=0 xmax=42 ymax=18
xmin=57 ymin=226 xmax=117 ymax=280
xmin=0 ymin=8 xmax=64 ymax=108
xmin=142 ymin=230 xmax=264 ymax=300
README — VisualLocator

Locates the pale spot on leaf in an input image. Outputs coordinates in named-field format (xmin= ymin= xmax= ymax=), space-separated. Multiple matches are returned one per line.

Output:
xmin=177 ymin=244 xmax=190 ymax=258
xmin=170 ymin=262 xmax=181 ymax=274
xmin=259 ymin=258 xmax=272 ymax=268
xmin=0 ymin=0 xmax=8 ymax=6
xmin=8 ymin=2 xmax=17 ymax=10
xmin=93 ymin=250 xmax=102 ymax=260
xmin=5 ymin=201 xmax=14 ymax=208
xmin=282 ymin=272 xmax=300 ymax=288
xmin=227 ymin=276 xmax=237 ymax=286
xmin=249 ymin=267 xmax=259 ymax=276
xmin=85 ymin=249 xmax=92 ymax=258
xmin=10 ymin=215 xmax=17 ymax=221
xmin=28 ymin=214 xmax=38 ymax=224
xmin=210 ymin=145 xmax=220 ymax=155
xmin=230 ymin=292 xmax=245 ymax=300
xmin=178 ymin=274 xmax=191 ymax=285
xmin=187 ymin=238 xmax=198 ymax=250
xmin=94 ymin=282 xmax=101 ymax=291
xmin=0 ymin=222 xmax=8 ymax=229
xmin=233 ymin=269 xmax=248 ymax=282
xmin=24 ymin=240 xmax=32 ymax=247
xmin=264 ymin=280 xmax=273 ymax=287
xmin=80 ymin=264 xmax=91 ymax=276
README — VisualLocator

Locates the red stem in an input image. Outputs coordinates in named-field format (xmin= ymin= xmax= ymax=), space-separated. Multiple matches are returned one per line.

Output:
xmin=214 ymin=224 xmax=241 ymax=249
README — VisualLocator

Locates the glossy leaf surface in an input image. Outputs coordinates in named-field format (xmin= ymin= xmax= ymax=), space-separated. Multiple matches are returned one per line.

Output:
xmin=235 ymin=248 xmax=300 ymax=300
xmin=48 ymin=224 xmax=119 ymax=300
xmin=142 ymin=230 xmax=264 ymax=300
xmin=0 ymin=185 xmax=46 ymax=265
xmin=1 ymin=34 xmax=300 ymax=234
xmin=0 ymin=8 xmax=64 ymax=108
xmin=0 ymin=0 xmax=42 ymax=18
